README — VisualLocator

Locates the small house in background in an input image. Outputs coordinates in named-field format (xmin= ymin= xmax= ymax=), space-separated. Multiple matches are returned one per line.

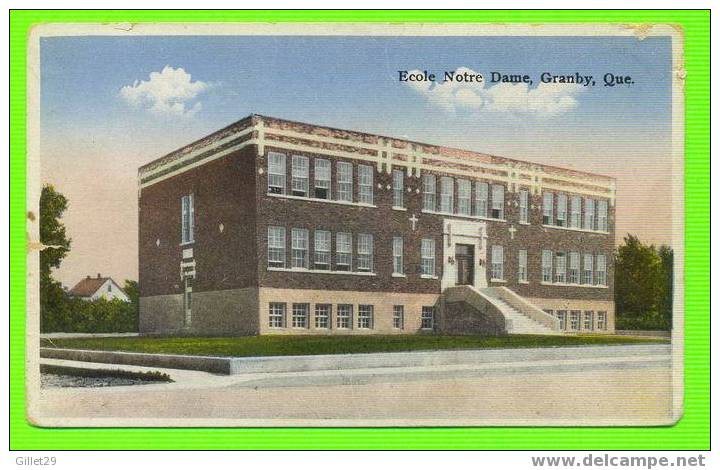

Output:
xmin=68 ymin=274 xmax=130 ymax=302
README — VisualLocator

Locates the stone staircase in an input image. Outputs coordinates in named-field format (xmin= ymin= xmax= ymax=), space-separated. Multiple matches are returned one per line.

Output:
xmin=438 ymin=285 xmax=561 ymax=336
xmin=478 ymin=288 xmax=559 ymax=335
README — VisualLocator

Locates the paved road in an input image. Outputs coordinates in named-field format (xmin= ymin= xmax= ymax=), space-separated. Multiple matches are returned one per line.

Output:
xmin=30 ymin=345 xmax=677 ymax=427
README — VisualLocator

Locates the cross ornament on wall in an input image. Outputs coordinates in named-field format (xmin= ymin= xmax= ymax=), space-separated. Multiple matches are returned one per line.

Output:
xmin=508 ymin=224 xmax=517 ymax=240
xmin=409 ymin=214 xmax=419 ymax=231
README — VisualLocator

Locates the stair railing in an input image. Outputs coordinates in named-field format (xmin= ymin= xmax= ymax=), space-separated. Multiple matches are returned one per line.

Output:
xmin=493 ymin=287 xmax=560 ymax=331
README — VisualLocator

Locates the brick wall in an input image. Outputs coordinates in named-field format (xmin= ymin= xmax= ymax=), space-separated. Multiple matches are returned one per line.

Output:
xmin=255 ymin=146 xmax=444 ymax=294
xmin=486 ymin=191 xmax=615 ymax=301
xmin=253 ymin=145 xmax=614 ymax=302
xmin=138 ymin=146 xmax=258 ymax=298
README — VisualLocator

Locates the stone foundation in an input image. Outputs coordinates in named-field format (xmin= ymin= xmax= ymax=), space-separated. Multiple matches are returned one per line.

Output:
xmin=139 ymin=287 xmax=259 ymax=336
xmin=257 ymin=287 xmax=440 ymax=335
xmin=525 ymin=297 xmax=615 ymax=332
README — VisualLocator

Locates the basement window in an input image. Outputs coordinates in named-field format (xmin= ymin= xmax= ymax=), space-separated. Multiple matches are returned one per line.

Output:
xmin=421 ymin=306 xmax=435 ymax=330
xmin=597 ymin=311 xmax=607 ymax=330
xmin=336 ymin=304 xmax=352 ymax=329
xmin=315 ymin=304 xmax=331 ymax=329
xmin=269 ymin=302 xmax=286 ymax=328
xmin=569 ymin=311 xmax=581 ymax=331
xmin=357 ymin=305 xmax=374 ymax=329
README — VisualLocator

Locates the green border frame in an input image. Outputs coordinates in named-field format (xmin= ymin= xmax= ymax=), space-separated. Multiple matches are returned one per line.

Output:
xmin=9 ymin=10 xmax=709 ymax=450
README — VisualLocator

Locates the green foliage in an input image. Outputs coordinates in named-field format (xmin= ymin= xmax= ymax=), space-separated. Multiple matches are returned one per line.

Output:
xmin=41 ymin=364 xmax=172 ymax=383
xmin=615 ymin=313 xmax=668 ymax=331
xmin=39 ymin=185 xmax=71 ymax=278
xmin=39 ymin=278 xmax=73 ymax=333
xmin=41 ymin=334 xmax=668 ymax=357
xmin=123 ymin=279 xmax=139 ymax=305
xmin=38 ymin=184 xmax=140 ymax=333
xmin=614 ymin=234 xmax=674 ymax=330
xmin=41 ymin=297 xmax=138 ymax=333
xmin=39 ymin=185 xmax=73 ymax=332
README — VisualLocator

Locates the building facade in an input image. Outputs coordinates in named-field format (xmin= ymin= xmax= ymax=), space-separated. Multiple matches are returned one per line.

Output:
xmin=138 ymin=115 xmax=616 ymax=336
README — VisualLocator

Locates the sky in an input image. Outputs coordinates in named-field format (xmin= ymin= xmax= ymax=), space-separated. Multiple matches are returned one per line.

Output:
xmin=39 ymin=35 xmax=675 ymax=288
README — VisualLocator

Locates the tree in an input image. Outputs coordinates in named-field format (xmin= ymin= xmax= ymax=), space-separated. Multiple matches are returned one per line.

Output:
xmin=123 ymin=279 xmax=140 ymax=331
xmin=614 ymin=234 xmax=673 ymax=330
xmin=40 ymin=185 xmax=71 ymax=278
xmin=39 ymin=185 xmax=71 ymax=332
xmin=657 ymin=245 xmax=674 ymax=329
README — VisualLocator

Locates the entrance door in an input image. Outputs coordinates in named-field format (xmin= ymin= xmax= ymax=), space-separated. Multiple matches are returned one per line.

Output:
xmin=455 ymin=244 xmax=475 ymax=285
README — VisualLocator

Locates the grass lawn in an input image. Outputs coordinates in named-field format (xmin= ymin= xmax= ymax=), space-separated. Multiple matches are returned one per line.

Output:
xmin=40 ymin=334 xmax=668 ymax=358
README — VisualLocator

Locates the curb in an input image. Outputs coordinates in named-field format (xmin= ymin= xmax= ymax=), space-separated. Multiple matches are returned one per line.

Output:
xmin=40 ymin=344 xmax=671 ymax=376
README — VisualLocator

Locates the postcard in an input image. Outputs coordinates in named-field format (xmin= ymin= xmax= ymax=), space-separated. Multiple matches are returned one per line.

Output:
xmin=26 ymin=22 xmax=684 ymax=427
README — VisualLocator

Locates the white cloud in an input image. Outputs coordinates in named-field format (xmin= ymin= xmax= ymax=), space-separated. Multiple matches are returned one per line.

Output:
xmin=404 ymin=67 xmax=584 ymax=117
xmin=120 ymin=66 xmax=209 ymax=117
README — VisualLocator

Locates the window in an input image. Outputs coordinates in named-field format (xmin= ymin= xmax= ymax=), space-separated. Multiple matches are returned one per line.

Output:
xmin=583 ymin=254 xmax=594 ymax=284
xmin=393 ymin=305 xmax=404 ymax=329
xmin=337 ymin=162 xmax=353 ymax=202
xmin=597 ymin=311 xmax=607 ymax=330
xmin=357 ymin=233 xmax=374 ymax=272
xmin=475 ymin=182 xmax=488 ymax=218
xmin=543 ymin=192 xmax=553 ymax=225
xmin=314 ymin=230 xmax=331 ymax=269
xmin=181 ymin=194 xmax=195 ymax=244
xmin=569 ymin=252 xmax=580 ymax=284
xmin=108 ymin=283 xmax=112 ymax=292
xmin=570 ymin=310 xmax=580 ymax=330
xmin=314 ymin=158 xmax=331 ymax=199
xmin=393 ymin=169 xmax=404 ymax=208
xmin=267 ymin=226 xmax=286 ymax=268
xmin=583 ymin=311 xmax=594 ymax=330
xmin=556 ymin=310 xmax=567 ymax=330
xmin=292 ymin=303 xmax=309 ymax=328
xmin=392 ymin=237 xmax=404 ymax=275
xmin=570 ymin=196 xmax=582 ymax=228
xmin=555 ymin=252 xmax=566 ymax=283
xmin=291 ymin=155 xmax=309 ymax=197
xmin=337 ymin=304 xmax=352 ymax=329
xmin=422 ymin=174 xmax=436 ymax=211
xmin=440 ymin=176 xmax=454 ymax=213
xmin=519 ymin=189 xmax=529 ymax=224
xmin=336 ymin=232 xmax=352 ymax=271
xmin=595 ymin=254 xmax=607 ymax=286
xmin=359 ymin=164 xmax=374 ymax=204
xmin=584 ymin=198 xmax=596 ymax=230
xmin=457 ymin=179 xmax=471 ymax=215
xmin=268 ymin=152 xmax=286 ymax=194
xmin=315 ymin=304 xmax=331 ymax=329
xmin=556 ymin=194 xmax=567 ymax=227
xmin=518 ymin=249 xmax=528 ymax=282
xmin=491 ymin=184 xmax=505 ymax=219
xmin=358 ymin=305 xmax=374 ymax=329
xmin=421 ymin=239 xmax=436 ymax=277
xmin=291 ymin=228 xmax=309 ymax=269
xmin=597 ymin=200 xmax=608 ymax=232
xmin=269 ymin=302 xmax=286 ymax=328
xmin=542 ymin=250 xmax=553 ymax=283
xmin=491 ymin=245 xmax=504 ymax=280
xmin=421 ymin=306 xmax=435 ymax=330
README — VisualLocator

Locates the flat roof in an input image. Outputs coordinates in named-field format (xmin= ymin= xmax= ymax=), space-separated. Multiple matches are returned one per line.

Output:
xmin=139 ymin=113 xmax=614 ymax=183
